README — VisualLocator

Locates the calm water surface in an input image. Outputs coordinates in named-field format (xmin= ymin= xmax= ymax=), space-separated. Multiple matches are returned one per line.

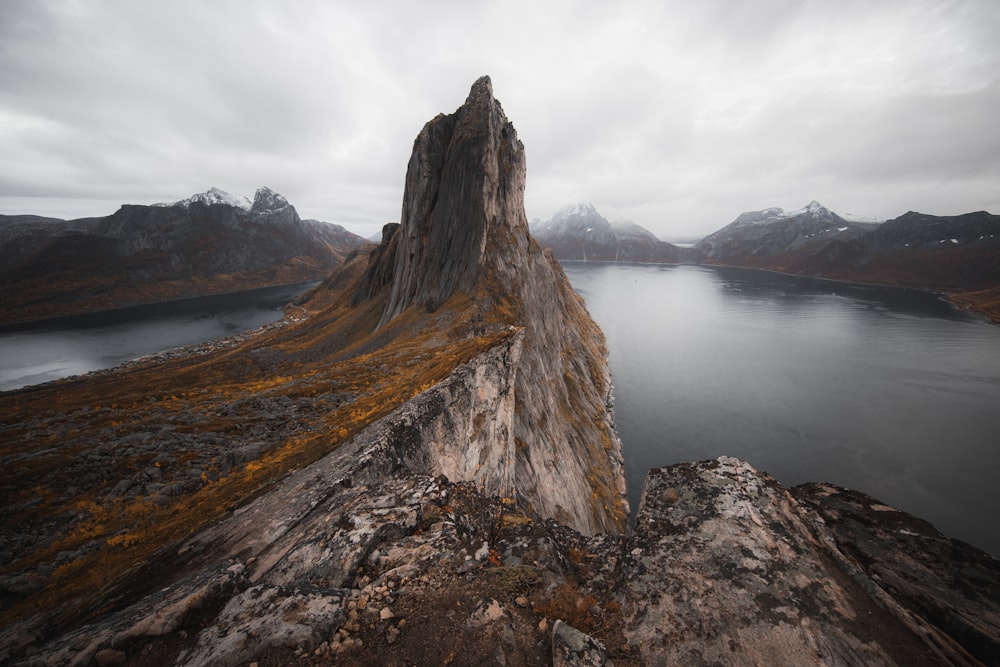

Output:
xmin=564 ymin=262 xmax=1000 ymax=557
xmin=3 ymin=269 xmax=997 ymax=556
xmin=0 ymin=282 xmax=316 ymax=392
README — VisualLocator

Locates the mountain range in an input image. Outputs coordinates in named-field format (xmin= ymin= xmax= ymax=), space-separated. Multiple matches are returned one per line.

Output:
xmin=532 ymin=199 xmax=1000 ymax=322
xmin=697 ymin=201 xmax=1000 ymax=320
xmin=0 ymin=187 xmax=366 ymax=325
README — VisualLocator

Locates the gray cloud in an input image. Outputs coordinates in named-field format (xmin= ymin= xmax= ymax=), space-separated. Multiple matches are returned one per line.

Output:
xmin=1 ymin=0 xmax=998 ymax=240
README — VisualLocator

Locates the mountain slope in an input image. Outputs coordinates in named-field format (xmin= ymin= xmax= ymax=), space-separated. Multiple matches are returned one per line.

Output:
xmin=696 ymin=200 xmax=878 ymax=268
xmin=314 ymin=76 xmax=628 ymax=533
xmin=0 ymin=76 xmax=627 ymax=660
xmin=532 ymin=203 xmax=681 ymax=263
xmin=0 ymin=188 xmax=366 ymax=325
xmin=697 ymin=203 xmax=1000 ymax=320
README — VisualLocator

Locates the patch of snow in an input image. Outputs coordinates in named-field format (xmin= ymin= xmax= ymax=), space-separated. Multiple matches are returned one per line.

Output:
xmin=841 ymin=212 xmax=886 ymax=224
xmin=837 ymin=226 xmax=848 ymax=232
xmin=162 ymin=187 xmax=252 ymax=211
xmin=950 ymin=238 xmax=959 ymax=244
xmin=556 ymin=202 xmax=598 ymax=219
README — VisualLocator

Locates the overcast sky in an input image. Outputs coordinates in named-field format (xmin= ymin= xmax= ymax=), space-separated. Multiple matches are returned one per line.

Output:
xmin=2 ymin=0 xmax=998 ymax=240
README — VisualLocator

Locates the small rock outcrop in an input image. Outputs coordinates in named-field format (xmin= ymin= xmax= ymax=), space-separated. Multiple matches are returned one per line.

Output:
xmin=620 ymin=457 xmax=992 ymax=665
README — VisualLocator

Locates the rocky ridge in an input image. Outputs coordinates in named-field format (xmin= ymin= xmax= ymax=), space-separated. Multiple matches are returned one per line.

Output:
xmin=1 ymin=78 xmax=998 ymax=666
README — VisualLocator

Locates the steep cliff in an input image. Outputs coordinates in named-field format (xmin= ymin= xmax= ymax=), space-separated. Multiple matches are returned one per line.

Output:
xmin=0 ymin=76 xmax=628 ymax=662
xmin=347 ymin=76 xmax=628 ymax=534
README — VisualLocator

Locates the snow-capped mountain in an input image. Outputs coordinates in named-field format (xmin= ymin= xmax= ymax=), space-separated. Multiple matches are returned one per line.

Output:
xmin=159 ymin=187 xmax=253 ymax=211
xmin=694 ymin=203 xmax=1000 ymax=314
xmin=697 ymin=201 xmax=878 ymax=265
xmin=0 ymin=189 xmax=367 ymax=325
xmin=531 ymin=203 xmax=681 ymax=263
xmin=251 ymin=186 xmax=291 ymax=215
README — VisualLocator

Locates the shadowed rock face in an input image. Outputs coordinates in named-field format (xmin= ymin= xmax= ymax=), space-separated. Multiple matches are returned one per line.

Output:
xmin=355 ymin=76 xmax=629 ymax=534
xmin=381 ymin=76 xmax=523 ymax=324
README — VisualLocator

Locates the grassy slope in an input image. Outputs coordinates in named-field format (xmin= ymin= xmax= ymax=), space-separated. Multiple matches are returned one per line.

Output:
xmin=0 ymin=248 xmax=514 ymax=630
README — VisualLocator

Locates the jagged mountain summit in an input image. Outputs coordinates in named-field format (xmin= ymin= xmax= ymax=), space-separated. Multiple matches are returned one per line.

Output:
xmin=159 ymin=186 xmax=253 ymax=211
xmin=697 ymin=200 xmax=879 ymax=266
xmin=318 ymin=75 xmax=629 ymax=532
xmin=531 ymin=203 xmax=682 ymax=263
xmin=0 ymin=188 xmax=365 ymax=325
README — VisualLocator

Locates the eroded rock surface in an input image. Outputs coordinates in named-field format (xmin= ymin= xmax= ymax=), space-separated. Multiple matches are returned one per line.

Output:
xmin=621 ymin=457 xmax=993 ymax=666
xmin=794 ymin=483 xmax=1000 ymax=666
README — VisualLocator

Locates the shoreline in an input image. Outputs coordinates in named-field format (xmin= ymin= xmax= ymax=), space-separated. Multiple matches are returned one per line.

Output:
xmin=0 ymin=302 xmax=308 ymax=395
xmin=560 ymin=258 xmax=999 ymax=325
xmin=0 ymin=279 xmax=321 ymax=332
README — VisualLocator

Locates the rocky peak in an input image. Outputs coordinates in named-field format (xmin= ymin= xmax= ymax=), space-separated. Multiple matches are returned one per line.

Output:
xmin=351 ymin=76 xmax=628 ymax=534
xmin=250 ymin=187 xmax=291 ymax=215
xmin=166 ymin=187 xmax=252 ymax=211
xmin=552 ymin=202 xmax=601 ymax=222
xmin=379 ymin=75 xmax=524 ymax=326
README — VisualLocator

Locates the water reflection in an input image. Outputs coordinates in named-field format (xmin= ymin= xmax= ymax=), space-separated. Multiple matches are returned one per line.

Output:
xmin=563 ymin=262 xmax=1000 ymax=557
xmin=0 ymin=282 xmax=317 ymax=391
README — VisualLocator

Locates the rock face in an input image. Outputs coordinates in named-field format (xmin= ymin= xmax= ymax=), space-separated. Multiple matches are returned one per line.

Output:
xmin=620 ymin=457 xmax=994 ymax=666
xmin=532 ymin=203 xmax=682 ymax=263
xmin=0 ymin=188 xmax=366 ymax=325
xmin=352 ymin=76 xmax=628 ymax=534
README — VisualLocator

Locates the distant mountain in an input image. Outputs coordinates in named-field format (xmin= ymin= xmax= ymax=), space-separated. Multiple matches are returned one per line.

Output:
xmin=696 ymin=201 xmax=880 ymax=267
xmin=696 ymin=202 xmax=1000 ymax=321
xmin=531 ymin=203 xmax=681 ymax=263
xmin=157 ymin=185 xmax=253 ymax=211
xmin=0 ymin=188 xmax=367 ymax=325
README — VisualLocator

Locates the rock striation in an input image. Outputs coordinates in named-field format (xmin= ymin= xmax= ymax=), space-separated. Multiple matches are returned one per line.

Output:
xmin=349 ymin=76 xmax=628 ymax=534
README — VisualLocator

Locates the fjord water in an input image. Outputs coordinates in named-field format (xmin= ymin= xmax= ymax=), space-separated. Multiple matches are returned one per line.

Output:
xmin=564 ymin=262 xmax=1000 ymax=557
xmin=0 ymin=282 xmax=316 ymax=392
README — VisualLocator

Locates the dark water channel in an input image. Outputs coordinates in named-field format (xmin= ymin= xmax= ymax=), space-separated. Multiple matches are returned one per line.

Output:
xmin=0 ymin=282 xmax=317 ymax=392
xmin=564 ymin=262 xmax=1000 ymax=557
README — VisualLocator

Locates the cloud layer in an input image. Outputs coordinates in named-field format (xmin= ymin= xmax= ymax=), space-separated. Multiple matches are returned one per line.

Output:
xmin=2 ymin=0 xmax=998 ymax=239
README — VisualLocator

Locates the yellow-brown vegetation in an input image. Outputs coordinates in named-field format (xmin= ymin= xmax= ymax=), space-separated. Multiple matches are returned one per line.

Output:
xmin=0 ymin=271 xmax=515 ymax=629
